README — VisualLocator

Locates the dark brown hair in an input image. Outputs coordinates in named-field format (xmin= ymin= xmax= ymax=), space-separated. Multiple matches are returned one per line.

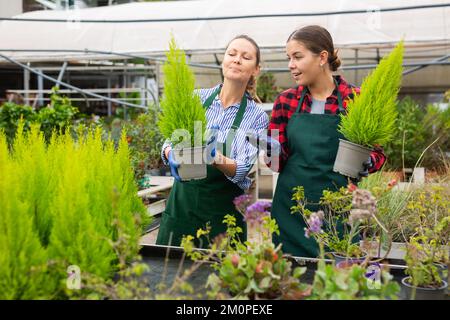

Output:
xmin=287 ymin=25 xmax=341 ymax=71
xmin=226 ymin=35 xmax=261 ymax=101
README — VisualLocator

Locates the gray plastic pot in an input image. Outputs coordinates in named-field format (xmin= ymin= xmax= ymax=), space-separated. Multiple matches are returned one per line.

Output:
xmin=172 ymin=146 xmax=207 ymax=181
xmin=333 ymin=139 xmax=373 ymax=178
xmin=434 ymin=263 xmax=448 ymax=283
xmin=401 ymin=277 xmax=448 ymax=300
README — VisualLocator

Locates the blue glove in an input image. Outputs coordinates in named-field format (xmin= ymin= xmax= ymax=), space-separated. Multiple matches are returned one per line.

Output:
xmin=245 ymin=132 xmax=281 ymax=157
xmin=167 ymin=149 xmax=181 ymax=182
xmin=205 ymin=125 xmax=219 ymax=164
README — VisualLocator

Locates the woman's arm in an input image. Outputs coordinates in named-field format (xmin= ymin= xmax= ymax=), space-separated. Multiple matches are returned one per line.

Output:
xmin=216 ymin=111 xmax=269 ymax=188
xmin=265 ymin=95 xmax=290 ymax=172
xmin=212 ymin=151 xmax=237 ymax=176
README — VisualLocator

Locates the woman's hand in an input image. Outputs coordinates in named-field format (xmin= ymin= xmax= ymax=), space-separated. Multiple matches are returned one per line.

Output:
xmin=245 ymin=132 xmax=281 ymax=157
xmin=165 ymin=147 xmax=181 ymax=182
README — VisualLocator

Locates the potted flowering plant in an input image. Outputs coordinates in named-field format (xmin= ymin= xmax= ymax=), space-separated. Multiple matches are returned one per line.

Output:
xmin=292 ymin=185 xmax=365 ymax=263
xmin=402 ymin=229 xmax=450 ymax=300
xmin=292 ymin=184 xmax=392 ymax=264
xmin=124 ymin=107 xmax=165 ymax=187
xmin=334 ymin=41 xmax=404 ymax=178
xmin=302 ymin=204 xmax=400 ymax=300
xmin=233 ymin=194 xmax=273 ymax=244
xmin=401 ymin=213 xmax=449 ymax=300
xmin=157 ymin=37 xmax=208 ymax=180
xmin=181 ymin=198 xmax=312 ymax=300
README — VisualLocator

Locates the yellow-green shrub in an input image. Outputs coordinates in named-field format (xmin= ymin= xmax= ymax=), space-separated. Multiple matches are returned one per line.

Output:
xmin=0 ymin=133 xmax=57 ymax=299
xmin=157 ymin=37 xmax=207 ymax=146
xmin=339 ymin=41 xmax=404 ymax=147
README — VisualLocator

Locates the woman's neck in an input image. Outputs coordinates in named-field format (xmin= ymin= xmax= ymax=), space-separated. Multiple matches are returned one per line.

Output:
xmin=308 ymin=73 xmax=335 ymax=101
xmin=219 ymin=79 xmax=246 ymax=109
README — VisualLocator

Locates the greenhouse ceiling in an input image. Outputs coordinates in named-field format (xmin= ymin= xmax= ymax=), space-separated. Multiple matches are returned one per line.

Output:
xmin=0 ymin=0 xmax=448 ymax=67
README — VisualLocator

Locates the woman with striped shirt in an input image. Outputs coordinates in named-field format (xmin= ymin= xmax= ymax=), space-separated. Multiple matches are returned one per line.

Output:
xmin=156 ymin=35 xmax=269 ymax=247
xmin=266 ymin=25 xmax=387 ymax=257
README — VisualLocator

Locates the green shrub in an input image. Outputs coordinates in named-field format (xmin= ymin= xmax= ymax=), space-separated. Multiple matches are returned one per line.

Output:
xmin=0 ymin=132 xmax=57 ymax=299
xmin=0 ymin=122 xmax=149 ymax=299
xmin=0 ymin=102 xmax=36 ymax=144
xmin=124 ymin=106 xmax=165 ymax=183
xmin=339 ymin=41 xmax=404 ymax=147
xmin=383 ymin=97 xmax=426 ymax=169
xmin=384 ymin=97 xmax=450 ymax=169
xmin=0 ymin=87 xmax=79 ymax=145
xmin=157 ymin=37 xmax=206 ymax=146
xmin=421 ymin=103 xmax=450 ymax=169
xmin=256 ymin=72 xmax=279 ymax=103
xmin=37 ymin=87 xmax=79 ymax=141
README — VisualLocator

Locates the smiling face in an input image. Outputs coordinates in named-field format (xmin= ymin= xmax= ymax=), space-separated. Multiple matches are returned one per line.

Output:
xmin=222 ymin=38 xmax=260 ymax=84
xmin=286 ymin=40 xmax=327 ymax=86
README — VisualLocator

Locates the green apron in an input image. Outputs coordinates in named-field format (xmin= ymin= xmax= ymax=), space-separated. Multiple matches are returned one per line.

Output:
xmin=271 ymin=80 xmax=348 ymax=257
xmin=156 ymin=86 xmax=247 ymax=247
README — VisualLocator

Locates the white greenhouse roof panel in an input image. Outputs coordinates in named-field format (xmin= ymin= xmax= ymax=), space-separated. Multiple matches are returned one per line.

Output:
xmin=0 ymin=0 xmax=449 ymax=62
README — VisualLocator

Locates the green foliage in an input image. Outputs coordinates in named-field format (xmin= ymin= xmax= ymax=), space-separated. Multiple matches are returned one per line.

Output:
xmin=209 ymin=242 xmax=310 ymax=300
xmin=384 ymin=97 xmax=426 ymax=168
xmin=339 ymin=41 xmax=404 ymax=147
xmin=0 ymin=102 xmax=36 ymax=145
xmin=421 ymin=103 xmax=450 ymax=168
xmin=256 ymin=72 xmax=279 ymax=103
xmin=310 ymin=263 xmax=400 ymax=300
xmin=357 ymin=171 xmax=413 ymax=242
xmin=124 ymin=105 xmax=165 ymax=183
xmin=445 ymin=89 xmax=450 ymax=102
xmin=0 ymin=132 xmax=57 ymax=299
xmin=0 ymin=122 xmax=149 ymax=299
xmin=384 ymin=97 xmax=450 ymax=169
xmin=0 ymin=87 xmax=79 ymax=145
xmin=157 ymin=37 xmax=206 ymax=146
xmin=291 ymin=186 xmax=364 ymax=258
xmin=402 ymin=186 xmax=449 ymax=289
xmin=404 ymin=228 xmax=449 ymax=289
xmin=180 ymin=212 xmax=311 ymax=300
xmin=37 ymin=87 xmax=79 ymax=141
xmin=291 ymin=186 xmax=400 ymax=300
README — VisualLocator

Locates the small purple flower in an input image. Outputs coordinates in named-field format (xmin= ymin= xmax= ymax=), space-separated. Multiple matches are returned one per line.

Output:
xmin=304 ymin=210 xmax=324 ymax=238
xmin=243 ymin=200 xmax=271 ymax=226
xmin=233 ymin=194 xmax=253 ymax=215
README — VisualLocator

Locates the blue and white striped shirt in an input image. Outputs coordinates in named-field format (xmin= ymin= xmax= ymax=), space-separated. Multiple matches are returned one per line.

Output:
xmin=161 ymin=84 xmax=269 ymax=190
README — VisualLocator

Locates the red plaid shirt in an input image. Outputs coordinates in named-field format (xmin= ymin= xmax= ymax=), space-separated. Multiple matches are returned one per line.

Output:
xmin=267 ymin=75 xmax=386 ymax=173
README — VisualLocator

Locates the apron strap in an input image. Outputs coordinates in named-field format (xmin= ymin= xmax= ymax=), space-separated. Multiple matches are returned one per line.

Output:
xmin=202 ymin=85 xmax=248 ymax=156
xmin=295 ymin=86 xmax=308 ymax=114
xmin=202 ymin=86 xmax=222 ymax=110
xmin=334 ymin=78 xmax=346 ymax=115
xmin=295 ymin=78 xmax=345 ymax=114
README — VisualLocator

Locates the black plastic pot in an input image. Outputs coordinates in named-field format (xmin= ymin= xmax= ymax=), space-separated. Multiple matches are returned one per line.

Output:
xmin=401 ymin=277 xmax=448 ymax=300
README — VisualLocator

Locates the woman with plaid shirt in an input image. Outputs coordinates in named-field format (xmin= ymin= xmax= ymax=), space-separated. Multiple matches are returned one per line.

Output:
xmin=266 ymin=25 xmax=386 ymax=257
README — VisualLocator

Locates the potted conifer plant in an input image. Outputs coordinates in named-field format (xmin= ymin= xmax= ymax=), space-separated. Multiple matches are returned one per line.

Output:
xmin=334 ymin=41 xmax=404 ymax=178
xmin=157 ymin=37 xmax=208 ymax=181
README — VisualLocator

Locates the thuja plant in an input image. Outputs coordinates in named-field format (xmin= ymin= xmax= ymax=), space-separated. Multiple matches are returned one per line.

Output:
xmin=157 ymin=37 xmax=207 ymax=147
xmin=338 ymin=41 xmax=404 ymax=147
xmin=0 ymin=122 xmax=149 ymax=299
